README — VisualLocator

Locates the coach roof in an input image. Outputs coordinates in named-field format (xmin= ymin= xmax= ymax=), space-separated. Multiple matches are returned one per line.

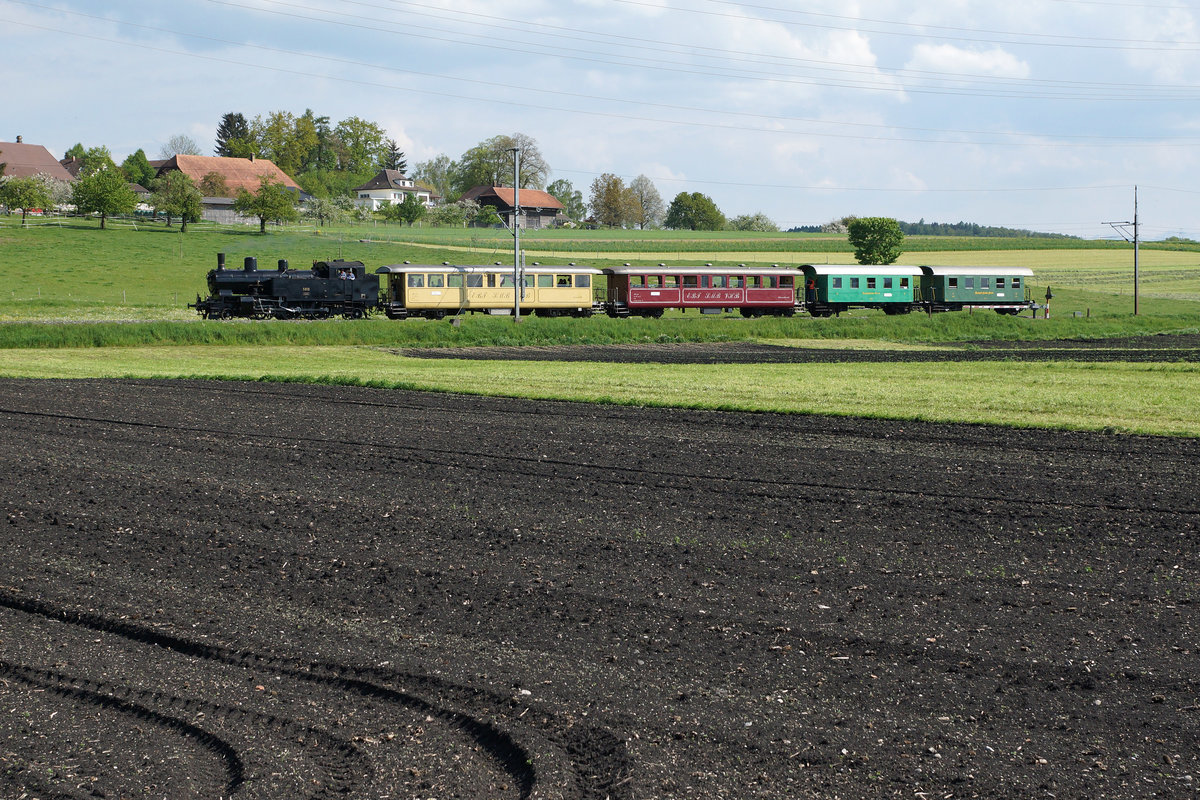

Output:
xmin=376 ymin=263 xmax=601 ymax=275
xmin=801 ymin=264 xmax=919 ymax=276
xmin=919 ymin=265 xmax=1035 ymax=277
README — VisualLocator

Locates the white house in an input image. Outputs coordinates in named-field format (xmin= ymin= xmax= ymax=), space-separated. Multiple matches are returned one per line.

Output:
xmin=352 ymin=169 xmax=437 ymax=211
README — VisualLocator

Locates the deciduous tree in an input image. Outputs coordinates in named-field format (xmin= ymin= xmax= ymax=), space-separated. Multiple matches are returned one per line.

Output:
xmin=71 ymin=166 xmax=137 ymax=229
xmin=589 ymin=173 xmax=635 ymax=228
xmin=451 ymin=133 xmax=549 ymax=196
xmin=546 ymin=178 xmax=586 ymax=222
xmin=121 ymin=149 xmax=156 ymax=187
xmin=629 ymin=175 xmax=665 ymax=229
xmin=333 ymin=116 xmax=388 ymax=174
xmin=159 ymin=134 xmax=203 ymax=159
xmin=151 ymin=170 xmax=203 ymax=232
xmin=665 ymin=191 xmax=725 ymax=231
xmin=412 ymin=155 xmax=454 ymax=201
xmin=728 ymin=212 xmax=779 ymax=232
xmin=0 ymin=176 xmax=53 ymax=224
xmin=847 ymin=216 xmax=904 ymax=264
xmin=199 ymin=171 xmax=230 ymax=197
xmin=233 ymin=176 xmax=299 ymax=233
xmin=303 ymin=196 xmax=345 ymax=227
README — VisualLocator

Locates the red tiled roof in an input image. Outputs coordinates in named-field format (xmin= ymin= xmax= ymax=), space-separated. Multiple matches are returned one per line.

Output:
xmin=461 ymin=185 xmax=563 ymax=211
xmin=156 ymin=154 xmax=300 ymax=194
xmin=0 ymin=141 xmax=75 ymax=181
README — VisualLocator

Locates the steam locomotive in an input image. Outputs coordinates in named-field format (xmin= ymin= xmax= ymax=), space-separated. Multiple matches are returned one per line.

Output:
xmin=190 ymin=253 xmax=380 ymax=319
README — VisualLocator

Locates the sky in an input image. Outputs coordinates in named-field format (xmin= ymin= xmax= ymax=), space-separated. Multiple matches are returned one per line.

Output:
xmin=3 ymin=0 xmax=1200 ymax=238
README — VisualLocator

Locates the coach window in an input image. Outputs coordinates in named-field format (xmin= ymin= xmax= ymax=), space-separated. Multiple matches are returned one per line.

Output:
xmin=729 ymin=276 xmax=743 ymax=288
xmin=965 ymin=277 xmax=975 ymax=289
xmin=832 ymin=277 xmax=842 ymax=289
xmin=576 ymin=274 xmax=591 ymax=288
xmin=900 ymin=277 xmax=909 ymax=288
xmin=647 ymin=275 xmax=661 ymax=288
xmin=467 ymin=274 xmax=484 ymax=287
xmin=408 ymin=274 xmax=425 ymax=288
xmin=428 ymin=273 xmax=444 ymax=288
xmin=780 ymin=276 xmax=794 ymax=288
xmin=539 ymin=274 xmax=555 ymax=288
xmin=995 ymin=277 xmax=1006 ymax=289
xmin=683 ymin=275 xmax=698 ymax=288
xmin=448 ymin=274 xmax=464 ymax=288
xmin=883 ymin=277 xmax=893 ymax=289
xmin=979 ymin=277 xmax=990 ymax=289
xmin=487 ymin=274 xmax=497 ymax=288
xmin=764 ymin=276 xmax=777 ymax=288
xmin=850 ymin=278 xmax=860 ymax=289
xmin=630 ymin=274 xmax=645 ymax=287
xmin=866 ymin=277 xmax=876 ymax=289
xmin=712 ymin=275 xmax=726 ymax=288
xmin=664 ymin=275 xmax=678 ymax=288
xmin=1011 ymin=277 xmax=1022 ymax=288
xmin=948 ymin=277 xmax=958 ymax=288
xmin=557 ymin=274 xmax=572 ymax=287
xmin=746 ymin=276 xmax=760 ymax=288
xmin=524 ymin=275 xmax=536 ymax=288
xmin=499 ymin=275 xmax=514 ymax=287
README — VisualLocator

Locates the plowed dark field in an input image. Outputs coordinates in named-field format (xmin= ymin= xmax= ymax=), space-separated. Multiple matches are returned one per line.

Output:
xmin=402 ymin=333 xmax=1200 ymax=363
xmin=1 ymin=376 xmax=1197 ymax=799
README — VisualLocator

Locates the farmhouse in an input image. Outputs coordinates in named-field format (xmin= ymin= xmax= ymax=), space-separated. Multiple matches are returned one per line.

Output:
xmin=154 ymin=154 xmax=303 ymax=224
xmin=154 ymin=154 xmax=301 ymax=195
xmin=460 ymin=185 xmax=563 ymax=229
xmin=0 ymin=136 xmax=75 ymax=181
xmin=353 ymin=169 xmax=437 ymax=211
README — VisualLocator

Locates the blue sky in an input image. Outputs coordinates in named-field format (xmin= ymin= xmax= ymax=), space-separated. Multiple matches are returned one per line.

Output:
xmin=3 ymin=0 xmax=1199 ymax=238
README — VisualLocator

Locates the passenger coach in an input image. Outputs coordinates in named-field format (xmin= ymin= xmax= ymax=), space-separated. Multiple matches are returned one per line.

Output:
xmin=800 ymin=264 xmax=917 ymax=317
xmin=375 ymin=263 xmax=601 ymax=319
xmin=604 ymin=265 xmax=802 ymax=317
xmin=917 ymin=266 xmax=1034 ymax=314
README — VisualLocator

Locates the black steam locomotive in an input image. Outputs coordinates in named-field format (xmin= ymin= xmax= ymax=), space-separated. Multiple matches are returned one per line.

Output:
xmin=191 ymin=253 xmax=380 ymax=319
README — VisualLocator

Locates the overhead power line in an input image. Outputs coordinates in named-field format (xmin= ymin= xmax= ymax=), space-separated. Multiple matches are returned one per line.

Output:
xmin=7 ymin=1 xmax=1200 ymax=147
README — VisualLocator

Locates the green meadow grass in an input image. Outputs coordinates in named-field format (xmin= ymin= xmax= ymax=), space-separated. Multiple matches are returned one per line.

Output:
xmin=1 ymin=219 xmax=1197 ymax=437
xmin=0 ymin=300 xmax=1195 ymax=349
xmin=0 ymin=345 xmax=1196 ymax=436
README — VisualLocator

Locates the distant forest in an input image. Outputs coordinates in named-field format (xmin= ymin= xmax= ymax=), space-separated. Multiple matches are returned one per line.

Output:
xmin=790 ymin=220 xmax=1077 ymax=239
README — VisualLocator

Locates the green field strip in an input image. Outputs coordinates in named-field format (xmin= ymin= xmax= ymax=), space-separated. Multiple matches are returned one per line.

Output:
xmin=0 ymin=346 xmax=1196 ymax=437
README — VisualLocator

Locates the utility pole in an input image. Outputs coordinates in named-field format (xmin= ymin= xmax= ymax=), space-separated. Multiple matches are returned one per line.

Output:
xmin=1104 ymin=186 xmax=1140 ymax=315
xmin=508 ymin=147 xmax=522 ymax=321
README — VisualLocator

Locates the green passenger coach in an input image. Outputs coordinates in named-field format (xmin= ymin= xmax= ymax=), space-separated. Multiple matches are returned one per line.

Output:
xmin=800 ymin=264 xmax=918 ymax=317
xmin=918 ymin=266 xmax=1034 ymax=315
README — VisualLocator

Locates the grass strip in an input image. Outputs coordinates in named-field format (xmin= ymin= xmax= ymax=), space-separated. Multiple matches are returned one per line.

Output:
xmin=1 ymin=346 xmax=1196 ymax=437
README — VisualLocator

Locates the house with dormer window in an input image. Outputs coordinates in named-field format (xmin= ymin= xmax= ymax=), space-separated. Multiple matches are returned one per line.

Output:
xmin=352 ymin=169 xmax=437 ymax=211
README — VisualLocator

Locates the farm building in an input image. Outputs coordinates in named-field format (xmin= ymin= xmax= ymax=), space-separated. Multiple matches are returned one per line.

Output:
xmin=154 ymin=154 xmax=303 ymax=224
xmin=0 ymin=137 xmax=75 ymax=181
xmin=459 ymin=185 xmax=564 ymax=229
xmin=154 ymin=154 xmax=301 ymax=196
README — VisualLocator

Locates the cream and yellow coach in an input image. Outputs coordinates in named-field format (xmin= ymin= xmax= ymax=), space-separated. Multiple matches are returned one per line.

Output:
xmin=375 ymin=263 xmax=602 ymax=320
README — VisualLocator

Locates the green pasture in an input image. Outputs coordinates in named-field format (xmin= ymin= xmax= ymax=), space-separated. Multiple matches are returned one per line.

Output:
xmin=0 ymin=219 xmax=1197 ymax=438
xmin=0 ymin=345 xmax=1195 ymax=436
xmin=1 ymin=219 xmax=1196 ymax=321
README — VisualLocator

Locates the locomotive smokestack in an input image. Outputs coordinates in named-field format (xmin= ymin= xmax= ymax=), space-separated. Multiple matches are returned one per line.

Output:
xmin=278 ymin=259 xmax=288 ymax=272
xmin=244 ymin=256 xmax=257 ymax=271
xmin=216 ymin=252 xmax=225 ymax=271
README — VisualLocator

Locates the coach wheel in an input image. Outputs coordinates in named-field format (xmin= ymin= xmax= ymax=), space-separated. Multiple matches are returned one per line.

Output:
xmin=429 ymin=309 xmax=446 ymax=320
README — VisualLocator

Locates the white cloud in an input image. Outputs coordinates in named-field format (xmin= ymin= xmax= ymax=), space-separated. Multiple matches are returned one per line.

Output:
xmin=904 ymin=44 xmax=1030 ymax=80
